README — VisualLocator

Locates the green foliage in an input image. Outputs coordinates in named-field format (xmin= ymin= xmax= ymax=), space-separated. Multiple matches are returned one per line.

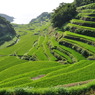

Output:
xmin=64 ymin=31 xmax=95 ymax=45
xmin=23 ymin=61 xmax=95 ymax=88
xmin=30 ymin=12 xmax=51 ymax=24
xmin=51 ymin=3 xmax=77 ymax=28
xmin=70 ymin=19 xmax=95 ymax=27
xmin=77 ymin=2 xmax=95 ymax=10
xmin=65 ymin=23 xmax=95 ymax=36
xmin=1 ymin=2 xmax=95 ymax=94
xmin=74 ymin=0 xmax=95 ymax=7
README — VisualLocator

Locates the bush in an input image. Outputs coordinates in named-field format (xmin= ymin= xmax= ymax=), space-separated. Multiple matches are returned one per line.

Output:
xmin=14 ymin=89 xmax=29 ymax=95
xmin=0 ymin=90 xmax=11 ymax=95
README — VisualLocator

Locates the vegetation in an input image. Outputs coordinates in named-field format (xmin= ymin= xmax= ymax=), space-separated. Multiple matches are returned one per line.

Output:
xmin=1 ymin=0 xmax=95 ymax=95
xmin=74 ymin=0 xmax=95 ymax=7
xmin=0 ymin=16 xmax=16 ymax=45
xmin=0 ymin=13 xmax=14 ymax=22
xmin=51 ymin=3 xmax=76 ymax=28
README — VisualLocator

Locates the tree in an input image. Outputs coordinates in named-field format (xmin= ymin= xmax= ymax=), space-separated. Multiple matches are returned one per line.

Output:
xmin=51 ymin=3 xmax=77 ymax=28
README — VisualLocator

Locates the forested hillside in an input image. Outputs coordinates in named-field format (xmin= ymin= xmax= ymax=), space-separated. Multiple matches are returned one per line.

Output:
xmin=30 ymin=12 xmax=51 ymax=24
xmin=0 ymin=14 xmax=14 ymax=22
xmin=0 ymin=16 xmax=16 ymax=45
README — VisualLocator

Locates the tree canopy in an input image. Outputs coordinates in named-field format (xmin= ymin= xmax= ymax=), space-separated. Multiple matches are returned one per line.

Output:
xmin=51 ymin=0 xmax=95 ymax=28
xmin=51 ymin=3 xmax=76 ymax=28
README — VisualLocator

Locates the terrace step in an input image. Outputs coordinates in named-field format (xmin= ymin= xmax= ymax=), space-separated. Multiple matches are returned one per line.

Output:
xmin=59 ymin=38 xmax=95 ymax=58
xmin=79 ymin=9 xmax=95 ymax=13
xmin=81 ymin=16 xmax=95 ymax=21
xmin=77 ymin=3 xmax=95 ymax=11
xmin=53 ymin=49 xmax=73 ymax=63
xmin=64 ymin=31 xmax=95 ymax=46
xmin=65 ymin=23 xmax=95 ymax=37
xmin=59 ymin=45 xmax=85 ymax=61
xmin=20 ymin=61 xmax=95 ymax=88
xmin=70 ymin=19 xmax=95 ymax=28
xmin=76 ymin=13 xmax=95 ymax=18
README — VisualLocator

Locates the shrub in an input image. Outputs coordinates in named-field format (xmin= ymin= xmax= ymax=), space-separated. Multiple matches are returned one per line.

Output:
xmin=0 ymin=90 xmax=11 ymax=95
xmin=14 ymin=88 xmax=29 ymax=95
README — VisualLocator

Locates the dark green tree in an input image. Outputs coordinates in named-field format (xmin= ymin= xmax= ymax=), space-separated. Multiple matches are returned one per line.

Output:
xmin=51 ymin=3 xmax=77 ymax=28
xmin=0 ymin=16 xmax=16 ymax=45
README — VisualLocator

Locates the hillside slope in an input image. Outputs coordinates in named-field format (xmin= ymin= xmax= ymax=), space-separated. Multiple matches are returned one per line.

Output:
xmin=0 ymin=16 xmax=16 ymax=45
xmin=0 ymin=13 xmax=14 ymax=22
xmin=30 ymin=12 xmax=51 ymax=24
xmin=1 ymin=2 xmax=95 ymax=95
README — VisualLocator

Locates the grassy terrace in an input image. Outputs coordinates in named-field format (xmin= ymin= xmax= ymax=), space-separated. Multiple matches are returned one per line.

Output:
xmin=35 ymin=47 xmax=48 ymax=60
xmin=0 ymin=36 xmax=18 ymax=49
xmin=64 ymin=31 xmax=95 ymax=41
xmin=0 ymin=33 xmax=39 ymax=55
xmin=0 ymin=61 xmax=61 ymax=82
xmin=0 ymin=56 xmax=27 ymax=72
xmin=59 ymin=45 xmax=85 ymax=61
xmin=27 ymin=35 xmax=56 ymax=61
xmin=60 ymin=38 xmax=95 ymax=54
xmin=53 ymin=49 xmax=73 ymax=63
xmin=64 ymin=31 xmax=95 ymax=45
xmin=0 ymin=61 xmax=65 ymax=87
xmin=42 ymin=36 xmax=57 ymax=61
xmin=0 ymin=65 xmax=68 ymax=88
xmin=46 ymin=60 xmax=93 ymax=77
xmin=77 ymin=3 xmax=95 ymax=10
xmin=49 ymin=37 xmax=85 ymax=62
xmin=19 ymin=60 xmax=95 ymax=88
xmin=76 ymin=13 xmax=95 ymax=18
xmin=66 ymin=23 xmax=95 ymax=31
xmin=1 ymin=60 xmax=94 ymax=88
xmin=70 ymin=19 xmax=95 ymax=27
xmin=79 ymin=9 xmax=95 ymax=13
xmin=65 ymin=23 xmax=95 ymax=36
xmin=80 ymin=16 xmax=95 ymax=21
xmin=27 ymin=36 xmax=42 ymax=56
xmin=1 ymin=3 xmax=95 ymax=94
xmin=50 ymin=37 xmax=73 ymax=62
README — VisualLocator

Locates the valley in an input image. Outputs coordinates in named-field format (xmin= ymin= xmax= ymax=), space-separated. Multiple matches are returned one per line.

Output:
xmin=0 ymin=0 xmax=95 ymax=95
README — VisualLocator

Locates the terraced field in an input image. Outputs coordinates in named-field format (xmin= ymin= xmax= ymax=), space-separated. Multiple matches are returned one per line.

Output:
xmin=1 ymin=2 xmax=95 ymax=95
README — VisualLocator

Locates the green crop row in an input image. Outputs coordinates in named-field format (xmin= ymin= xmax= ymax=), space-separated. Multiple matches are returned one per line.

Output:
xmin=77 ymin=3 xmax=95 ymax=10
xmin=0 ymin=61 xmax=61 ymax=82
xmin=50 ymin=36 xmax=85 ymax=62
xmin=0 ymin=56 xmax=27 ymax=72
xmin=62 ymin=38 xmax=95 ymax=54
xmin=46 ymin=60 xmax=94 ymax=77
xmin=76 ymin=13 xmax=95 ymax=18
xmin=53 ymin=49 xmax=72 ymax=63
xmin=64 ymin=31 xmax=95 ymax=42
xmin=79 ymin=9 xmax=95 ymax=13
xmin=0 ymin=65 xmax=67 ymax=88
xmin=0 ymin=33 xmax=39 ymax=55
xmin=65 ymin=23 xmax=95 ymax=36
xmin=70 ymin=19 xmax=95 ymax=27
xmin=59 ymin=45 xmax=85 ymax=61
xmin=19 ymin=60 xmax=95 ymax=88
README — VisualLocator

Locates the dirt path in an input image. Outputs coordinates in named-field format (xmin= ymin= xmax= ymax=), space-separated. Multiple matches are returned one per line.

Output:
xmin=56 ymin=79 xmax=94 ymax=88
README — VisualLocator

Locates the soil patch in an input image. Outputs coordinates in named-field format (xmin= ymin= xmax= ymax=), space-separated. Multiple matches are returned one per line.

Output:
xmin=32 ymin=75 xmax=45 ymax=80
xmin=56 ymin=79 xmax=94 ymax=88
